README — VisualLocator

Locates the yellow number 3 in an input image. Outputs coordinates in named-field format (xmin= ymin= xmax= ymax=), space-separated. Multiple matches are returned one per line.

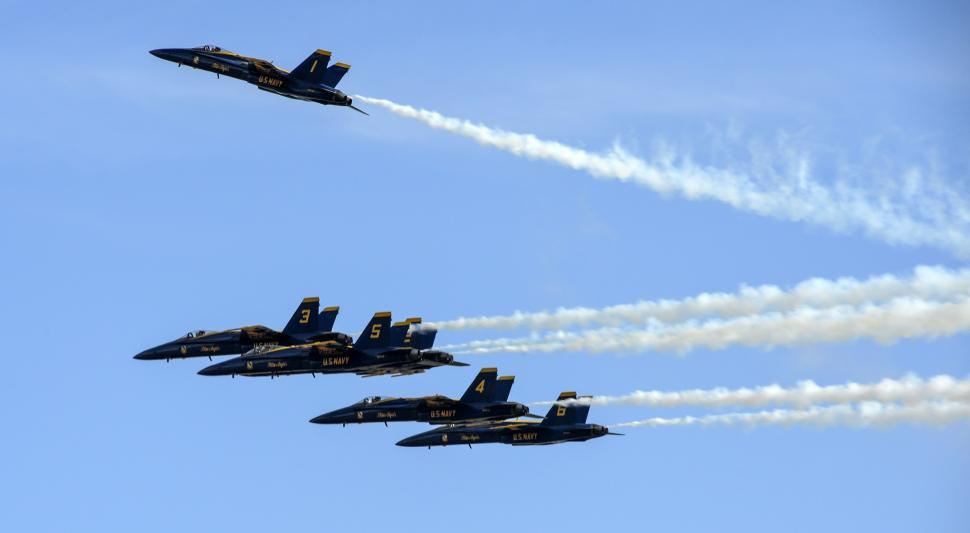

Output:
xmin=299 ymin=309 xmax=311 ymax=324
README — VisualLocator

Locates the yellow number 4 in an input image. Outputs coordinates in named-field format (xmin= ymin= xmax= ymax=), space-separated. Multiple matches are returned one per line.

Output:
xmin=475 ymin=379 xmax=486 ymax=394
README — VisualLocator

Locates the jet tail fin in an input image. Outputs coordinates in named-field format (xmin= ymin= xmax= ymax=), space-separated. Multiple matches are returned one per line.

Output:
xmin=386 ymin=317 xmax=422 ymax=348
xmin=282 ymin=297 xmax=320 ymax=337
xmin=318 ymin=306 xmax=339 ymax=332
xmin=540 ymin=392 xmax=591 ymax=425
xmin=401 ymin=318 xmax=422 ymax=347
xmin=410 ymin=328 xmax=437 ymax=350
xmin=459 ymin=368 xmax=498 ymax=403
xmin=353 ymin=312 xmax=392 ymax=350
xmin=321 ymin=62 xmax=351 ymax=88
xmin=289 ymin=49 xmax=332 ymax=83
xmin=491 ymin=375 xmax=515 ymax=402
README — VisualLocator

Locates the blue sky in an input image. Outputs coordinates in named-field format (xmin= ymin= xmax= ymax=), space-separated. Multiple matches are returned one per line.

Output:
xmin=1 ymin=1 xmax=968 ymax=531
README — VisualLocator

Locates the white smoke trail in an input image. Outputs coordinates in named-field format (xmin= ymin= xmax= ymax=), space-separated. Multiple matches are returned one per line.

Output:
xmin=610 ymin=401 xmax=970 ymax=429
xmin=448 ymin=297 xmax=970 ymax=355
xmin=536 ymin=374 xmax=970 ymax=408
xmin=356 ymin=96 xmax=970 ymax=257
xmin=427 ymin=265 xmax=970 ymax=331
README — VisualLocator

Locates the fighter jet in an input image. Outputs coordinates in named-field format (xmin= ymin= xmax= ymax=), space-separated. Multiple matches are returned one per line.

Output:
xmin=133 ymin=298 xmax=345 ymax=361
xmin=149 ymin=45 xmax=367 ymax=114
xmin=396 ymin=392 xmax=622 ymax=448
xmin=309 ymin=367 xmax=532 ymax=426
xmin=196 ymin=312 xmax=467 ymax=378
xmin=353 ymin=321 xmax=462 ymax=378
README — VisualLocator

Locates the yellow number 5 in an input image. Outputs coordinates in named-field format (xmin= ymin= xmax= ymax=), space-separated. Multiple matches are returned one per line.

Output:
xmin=370 ymin=323 xmax=382 ymax=339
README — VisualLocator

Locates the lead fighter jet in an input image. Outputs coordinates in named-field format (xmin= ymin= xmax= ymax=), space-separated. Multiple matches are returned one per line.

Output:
xmin=396 ymin=392 xmax=622 ymax=448
xmin=133 ymin=297 xmax=345 ymax=361
xmin=149 ymin=45 xmax=367 ymax=114
xmin=309 ymin=367 xmax=533 ymax=426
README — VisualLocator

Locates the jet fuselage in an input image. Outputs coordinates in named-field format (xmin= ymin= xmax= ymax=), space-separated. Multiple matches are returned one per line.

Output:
xmin=196 ymin=342 xmax=436 ymax=377
xmin=396 ymin=421 xmax=610 ymax=447
xmin=149 ymin=47 xmax=353 ymax=107
xmin=310 ymin=397 xmax=529 ymax=425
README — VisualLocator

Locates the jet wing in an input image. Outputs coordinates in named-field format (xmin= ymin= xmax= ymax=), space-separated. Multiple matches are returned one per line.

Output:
xmin=239 ymin=324 xmax=283 ymax=342
xmin=248 ymin=57 xmax=288 ymax=74
xmin=355 ymin=367 xmax=427 ymax=378
xmin=441 ymin=420 xmax=516 ymax=430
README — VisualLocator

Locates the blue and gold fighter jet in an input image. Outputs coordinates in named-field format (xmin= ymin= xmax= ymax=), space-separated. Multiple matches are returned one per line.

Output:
xmin=309 ymin=367 xmax=533 ymax=426
xmin=196 ymin=313 xmax=467 ymax=378
xmin=134 ymin=297 xmax=345 ymax=361
xmin=149 ymin=45 xmax=367 ymax=114
xmin=396 ymin=392 xmax=622 ymax=448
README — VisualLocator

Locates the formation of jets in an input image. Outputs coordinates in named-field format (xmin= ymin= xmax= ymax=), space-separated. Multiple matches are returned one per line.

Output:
xmin=136 ymin=297 xmax=618 ymax=448
xmin=312 ymin=369 xmax=621 ymax=447
xmin=142 ymin=46 xmax=618 ymax=448
xmin=135 ymin=298 xmax=465 ymax=378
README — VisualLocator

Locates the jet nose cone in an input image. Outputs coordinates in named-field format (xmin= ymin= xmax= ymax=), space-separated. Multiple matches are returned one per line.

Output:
xmin=309 ymin=411 xmax=341 ymax=424
xmin=149 ymin=49 xmax=185 ymax=63
xmin=196 ymin=365 xmax=220 ymax=376
xmin=197 ymin=360 xmax=235 ymax=376
xmin=396 ymin=429 xmax=442 ymax=447
xmin=133 ymin=344 xmax=172 ymax=360
xmin=395 ymin=435 xmax=423 ymax=447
